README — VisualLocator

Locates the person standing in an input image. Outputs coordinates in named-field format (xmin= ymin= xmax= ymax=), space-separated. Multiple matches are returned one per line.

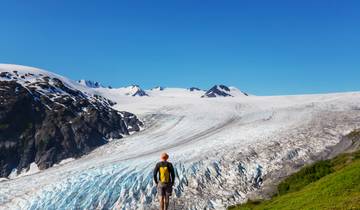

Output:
xmin=153 ymin=153 xmax=175 ymax=210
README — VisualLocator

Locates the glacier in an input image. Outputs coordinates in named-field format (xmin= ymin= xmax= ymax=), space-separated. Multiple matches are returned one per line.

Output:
xmin=1 ymin=65 xmax=360 ymax=209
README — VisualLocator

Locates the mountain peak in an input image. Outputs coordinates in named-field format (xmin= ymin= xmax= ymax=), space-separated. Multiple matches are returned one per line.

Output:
xmin=201 ymin=85 xmax=248 ymax=98
xmin=201 ymin=84 xmax=233 ymax=98
xmin=125 ymin=85 xmax=148 ymax=96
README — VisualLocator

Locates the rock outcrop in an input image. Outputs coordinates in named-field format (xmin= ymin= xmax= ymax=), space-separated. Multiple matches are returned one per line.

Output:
xmin=0 ymin=67 xmax=142 ymax=177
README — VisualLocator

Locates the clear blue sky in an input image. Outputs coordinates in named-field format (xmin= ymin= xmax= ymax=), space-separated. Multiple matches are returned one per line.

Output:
xmin=0 ymin=0 xmax=359 ymax=95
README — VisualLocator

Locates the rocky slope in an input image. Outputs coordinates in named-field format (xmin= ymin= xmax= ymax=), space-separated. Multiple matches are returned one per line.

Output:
xmin=0 ymin=65 xmax=143 ymax=177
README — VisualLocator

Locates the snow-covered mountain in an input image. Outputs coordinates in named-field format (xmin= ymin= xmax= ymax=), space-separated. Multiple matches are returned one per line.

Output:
xmin=202 ymin=84 xmax=248 ymax=98
xmin=1 ymin=64 xmax=360 ymax=210
xmin=126 ymin=85 xmax=148 ymax=96
xmin=77 ymin=79 xmax=104 ymax=88
xmin=118 ymin=85 xmax=148 ymax=97
xmin=145 ymin=87 xmax=205 ymax=98
xmin=228 ymin=86 xmax=249 ymax=96
xmin=202 ymin=84 xmax=233 ymax=97
xmin=0 ymin=64 xmax=142 ymax=178
xmin=75 ymin=82 xmax=247 ymax=99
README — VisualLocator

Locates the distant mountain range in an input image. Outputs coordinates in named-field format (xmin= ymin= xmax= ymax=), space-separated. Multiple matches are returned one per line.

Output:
xmin=78 ymin=79 xmax=249 ymax=98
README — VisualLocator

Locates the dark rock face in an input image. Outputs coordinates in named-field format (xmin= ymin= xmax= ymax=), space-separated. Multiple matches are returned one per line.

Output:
xmin=201 ymin=85 xmax=233 ymax=98
xmin=0 ymin=72 xmax=142 ymax=177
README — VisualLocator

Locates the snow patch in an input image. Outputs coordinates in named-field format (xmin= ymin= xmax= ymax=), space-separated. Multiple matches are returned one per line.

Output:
xmin=53 ymin=158 xmax=76 ymax=167
xmin=8 ymin=162 xmax=40 ymax=179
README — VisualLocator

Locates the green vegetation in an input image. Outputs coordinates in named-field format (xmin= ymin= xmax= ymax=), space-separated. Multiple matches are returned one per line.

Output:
xmin=229 ymin=131 xmax=360 ymax=210
xmin=277 ymin=160 xmax=333 ymax=195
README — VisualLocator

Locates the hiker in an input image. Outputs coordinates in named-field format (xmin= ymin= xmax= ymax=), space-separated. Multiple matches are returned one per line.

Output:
xmin=153 ymin=152 xmax=175 ymax=210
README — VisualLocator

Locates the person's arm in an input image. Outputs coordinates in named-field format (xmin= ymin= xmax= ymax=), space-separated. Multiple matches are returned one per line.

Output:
xmin=169 ymin=163 xmax=175 ymax=186
xmin=153 ymin=163 xmax=159 ymax=185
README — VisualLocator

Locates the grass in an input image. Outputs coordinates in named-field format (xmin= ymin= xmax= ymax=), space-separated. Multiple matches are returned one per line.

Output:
xmin=229 ymin=130 xmax=360 ymax=210
xmin=277 ymin=160 xmax=333 ymax=195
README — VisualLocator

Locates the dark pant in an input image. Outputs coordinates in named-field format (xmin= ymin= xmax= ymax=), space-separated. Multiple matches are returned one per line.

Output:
xmin=157 ymin=182 xmax=172 ymax=196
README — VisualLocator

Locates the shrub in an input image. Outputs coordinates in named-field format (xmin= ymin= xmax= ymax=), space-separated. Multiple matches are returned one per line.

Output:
xmin=277 ymin=160 xmax=333 ymax=195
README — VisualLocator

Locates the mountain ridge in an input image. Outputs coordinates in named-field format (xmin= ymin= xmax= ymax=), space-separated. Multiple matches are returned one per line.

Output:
xmin=0 ymin=64 xmax=143 ymax=177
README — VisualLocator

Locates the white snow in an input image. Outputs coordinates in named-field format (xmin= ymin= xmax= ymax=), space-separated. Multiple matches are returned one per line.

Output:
xmin=1 ymin=64 xmax=360 ymax=209
xmin=228 ymin=86 xmax=248 ymax=96
xmin=8 ymin=163 xmax=40 ymax=180
xmin=0 ymin=64 xmax=81 ymax=89
xmin=115 ymin=85 xmax=144 ymax=96
xmin=53 ymin=158 xmax=76 ymax=167
xmin=0 ymin=178 xmax=8 ymax=183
